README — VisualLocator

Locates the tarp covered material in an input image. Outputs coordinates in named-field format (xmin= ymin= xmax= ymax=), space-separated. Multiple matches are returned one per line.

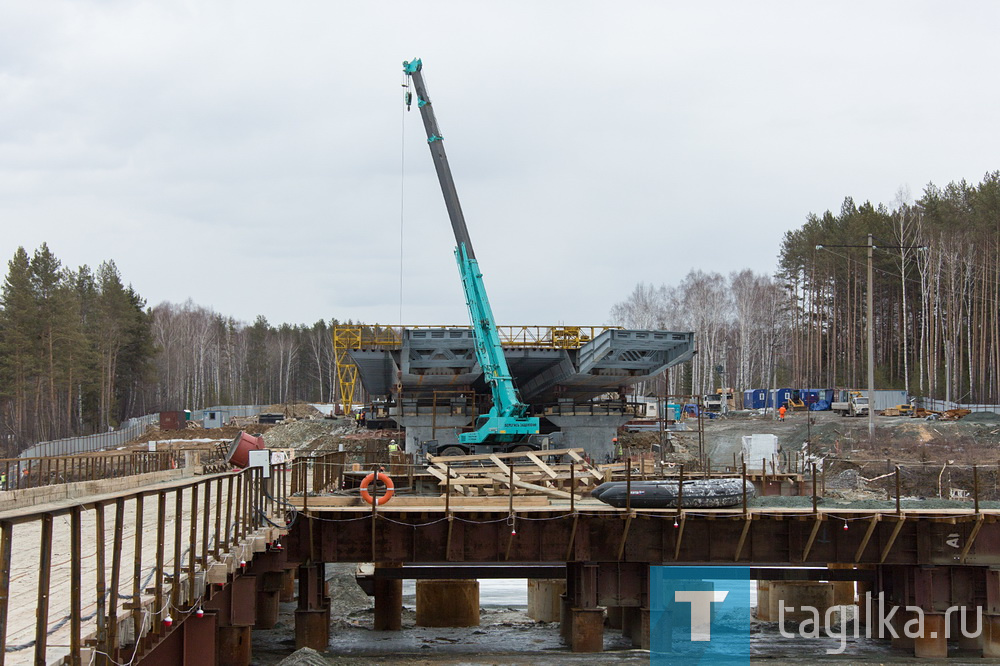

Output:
xmin=741 ymin=434 xmax=778 ymax=473
xmin=810 ymin=400 xmax=830 ymax=411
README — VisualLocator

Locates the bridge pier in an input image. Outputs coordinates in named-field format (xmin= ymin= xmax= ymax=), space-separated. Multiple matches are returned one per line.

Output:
xmin=563 ymin=562 xmax=604 ymax=651
xmin=254 ymin=571 xmax=284 ymax=629
xmin=373 ymin=563 xmax=403 ymax=630
xmin=294 ymin=563 xmax=330 ymax=651
xmin=280 ymin=567 xmax=296 ymax=602
xmin=875 ymin=564 xmax=1000 ymax=659
xmin=217 ymin=626 xmax=252 ymax=666
xmin=982 ymin=615 xmax=1000 ymax=657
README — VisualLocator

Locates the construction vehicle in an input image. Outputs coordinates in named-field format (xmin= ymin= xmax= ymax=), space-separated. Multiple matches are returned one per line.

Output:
xmin=881 ymin=404 xmax=915 ymax=417
xmin=403 ymin=58 xmax=541 ymax=458
xmin=831 ymin=390 xmax=869 ymax=417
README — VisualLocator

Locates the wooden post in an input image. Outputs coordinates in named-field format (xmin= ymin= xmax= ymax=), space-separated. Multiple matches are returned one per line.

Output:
xmin=741 ymin=461 xmax=748 ymax=515
xmin=677 ymin=464 xmax=685 ymax=516
xmin=107 ymin=499 xmax=125 ymax=659
xmin=69 ymin=510 xmax=81 ymax=666
xmin=626 ymin=457 xmax=632 ymax=511
xmin=154 ymin=492 xmax=166 ymax=633
xmin=811 ymin=463 xmax=818 ymax=514
xmin=974 ymin=465 xmax=980 ymax=515
xmin=173 ymin=490 xmax=184 ymax=614
xmin=132 ymin=494 xmax=144 ymax=653
xmin=895 ymin=466 xmax=901 ymax=516
xmin=34 ymin=515 xmax=53 ymax=665
xmin=188 ymin=485 xmax=199 ymax=606
xmin=95 ymin=503 xmax=107 ymax=655
xmin=570 ymin=461 xmax=576 ymax=513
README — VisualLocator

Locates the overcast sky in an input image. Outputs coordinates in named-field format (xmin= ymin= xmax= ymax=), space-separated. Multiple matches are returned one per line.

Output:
xmin=2 ymin=2 xmax=998 ymax=329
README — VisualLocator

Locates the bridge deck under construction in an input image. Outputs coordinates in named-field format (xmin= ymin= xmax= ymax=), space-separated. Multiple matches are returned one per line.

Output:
xmin=336 ymin=325 xmax=696 ymax=403
xmin=5 ymin=451 xmax=1000 ymax=664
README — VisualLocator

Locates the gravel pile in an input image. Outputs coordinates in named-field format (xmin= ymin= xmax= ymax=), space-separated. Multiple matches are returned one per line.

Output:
xmin=262 ymin=419 xmax=354 ymax=450
xmin=276 ymin=648 xmax=330 ymax=666
xmin=962 ymin=411 xmax=1000 ymax=424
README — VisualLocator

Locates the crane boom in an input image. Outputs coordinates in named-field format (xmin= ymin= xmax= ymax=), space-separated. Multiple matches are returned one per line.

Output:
xmin=403 ymin=58 xmax=539 ymax=446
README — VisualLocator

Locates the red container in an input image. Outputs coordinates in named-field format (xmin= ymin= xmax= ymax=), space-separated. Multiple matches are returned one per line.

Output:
xmin=160 ymin=411 xmax=185 ymax=431
xmin=226 ymin=431 xmax=266 ymax=468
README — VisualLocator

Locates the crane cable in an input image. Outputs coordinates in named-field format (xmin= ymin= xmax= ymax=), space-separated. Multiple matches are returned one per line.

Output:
xmin=399 ymin=71 xmax=410 ymax=330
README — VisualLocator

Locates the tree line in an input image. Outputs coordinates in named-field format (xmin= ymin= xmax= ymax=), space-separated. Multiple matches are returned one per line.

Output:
xmin=0 ymin=244 xmax=154 ymax=453
xmin=0 ymin=245 xmax=350 ymax=455
xmin=779 ymin=172 xmax=1000 ymax=404
xmin=610 ymin=171 xmax=1000 ymax=406
xmin=5 ymin=171 xmax=997 ymax=452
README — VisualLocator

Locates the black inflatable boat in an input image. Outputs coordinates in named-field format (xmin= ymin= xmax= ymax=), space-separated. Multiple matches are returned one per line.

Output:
xmin=591 ymin=478 xmax=755 ymax=509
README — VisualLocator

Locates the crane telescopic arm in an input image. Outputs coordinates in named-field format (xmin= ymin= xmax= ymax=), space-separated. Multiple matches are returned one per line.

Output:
xmin=403 ymin=58 xmax=538 ymax=445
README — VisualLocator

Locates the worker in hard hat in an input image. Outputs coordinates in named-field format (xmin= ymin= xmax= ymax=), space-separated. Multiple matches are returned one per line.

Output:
xmin=613 ymin=437 xmax=623 ymax=461
xmin=388 ymin=439 xmax=400 ymax=453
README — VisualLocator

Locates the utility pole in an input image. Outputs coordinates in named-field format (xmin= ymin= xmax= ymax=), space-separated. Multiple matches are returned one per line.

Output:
xmin=867 ymin=234 xmax=875 ymax=441
xmin=816 ymin=236 xmax=927 ymax=445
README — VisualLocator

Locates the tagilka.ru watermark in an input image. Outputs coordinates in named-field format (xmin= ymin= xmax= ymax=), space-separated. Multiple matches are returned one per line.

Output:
xmin=778 ymin=592 xmax=982 ymax=655
xmin=650 ymin=566 xmax=985 ymax=664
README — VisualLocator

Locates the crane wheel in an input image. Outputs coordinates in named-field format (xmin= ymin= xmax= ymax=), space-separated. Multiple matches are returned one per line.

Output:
xmin=438 ymin=446 xmax=465 ymax=457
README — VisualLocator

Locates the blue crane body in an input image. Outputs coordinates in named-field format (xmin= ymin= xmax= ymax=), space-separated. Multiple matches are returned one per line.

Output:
xmin=403 ymin=58 xmax=540 ymax=452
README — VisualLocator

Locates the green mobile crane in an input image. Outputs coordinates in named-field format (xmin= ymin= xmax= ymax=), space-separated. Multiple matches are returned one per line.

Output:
xmin=403 ymin=58 xmax=541 ymax=456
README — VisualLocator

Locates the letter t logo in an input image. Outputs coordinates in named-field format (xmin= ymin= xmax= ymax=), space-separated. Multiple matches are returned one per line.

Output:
xmin=675 ymin=590 xmax=729 ymax=641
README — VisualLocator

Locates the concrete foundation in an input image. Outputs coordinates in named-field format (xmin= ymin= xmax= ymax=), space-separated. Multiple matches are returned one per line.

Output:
xmin=415 ymin=580 xmax=480 ymax=627
xmin=527 ymin=578 xmax=565 ymax=622
xmin=756 ymin=580 xmax=771 ymax=621
xmin=826 ymin=564 xmax=855 ymax=606
xmin=763 ymin=581 xmax=835 ymax=624
xmin=217 ymin=625 xmax=252 ymax=666
xmin=570 ymin=608 xmax=604 ymax=652
xmin=547 ymin=415 xmax=631 ymax=461
xmin=397 ymin=416 xmax=472 ymax=454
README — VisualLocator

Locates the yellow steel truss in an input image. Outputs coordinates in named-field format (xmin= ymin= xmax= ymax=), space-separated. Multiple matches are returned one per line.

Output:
xmin=332 ymin=324 xmax=621 ymax=415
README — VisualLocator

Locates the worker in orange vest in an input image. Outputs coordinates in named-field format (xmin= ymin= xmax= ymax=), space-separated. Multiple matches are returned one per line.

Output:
xmin=778 ymin=404 xmax=787 ymax=421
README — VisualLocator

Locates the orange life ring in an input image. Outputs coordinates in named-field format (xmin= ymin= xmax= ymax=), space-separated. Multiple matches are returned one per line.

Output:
xmin=360 ymin=471 xmax=394 ymax=506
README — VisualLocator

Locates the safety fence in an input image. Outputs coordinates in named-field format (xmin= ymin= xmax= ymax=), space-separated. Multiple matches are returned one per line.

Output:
xmin=19 ymin=414 xmax=160 ymax=460
xmin=916 ymin=398 xmax=1000 ymax=413
xmin=0 ymin=466 xmax=286 ymax=665
xmin=18 ymin=405 xmax=270 ymax=460
xmin=0 ymin=451 xmax=182 ymax=492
